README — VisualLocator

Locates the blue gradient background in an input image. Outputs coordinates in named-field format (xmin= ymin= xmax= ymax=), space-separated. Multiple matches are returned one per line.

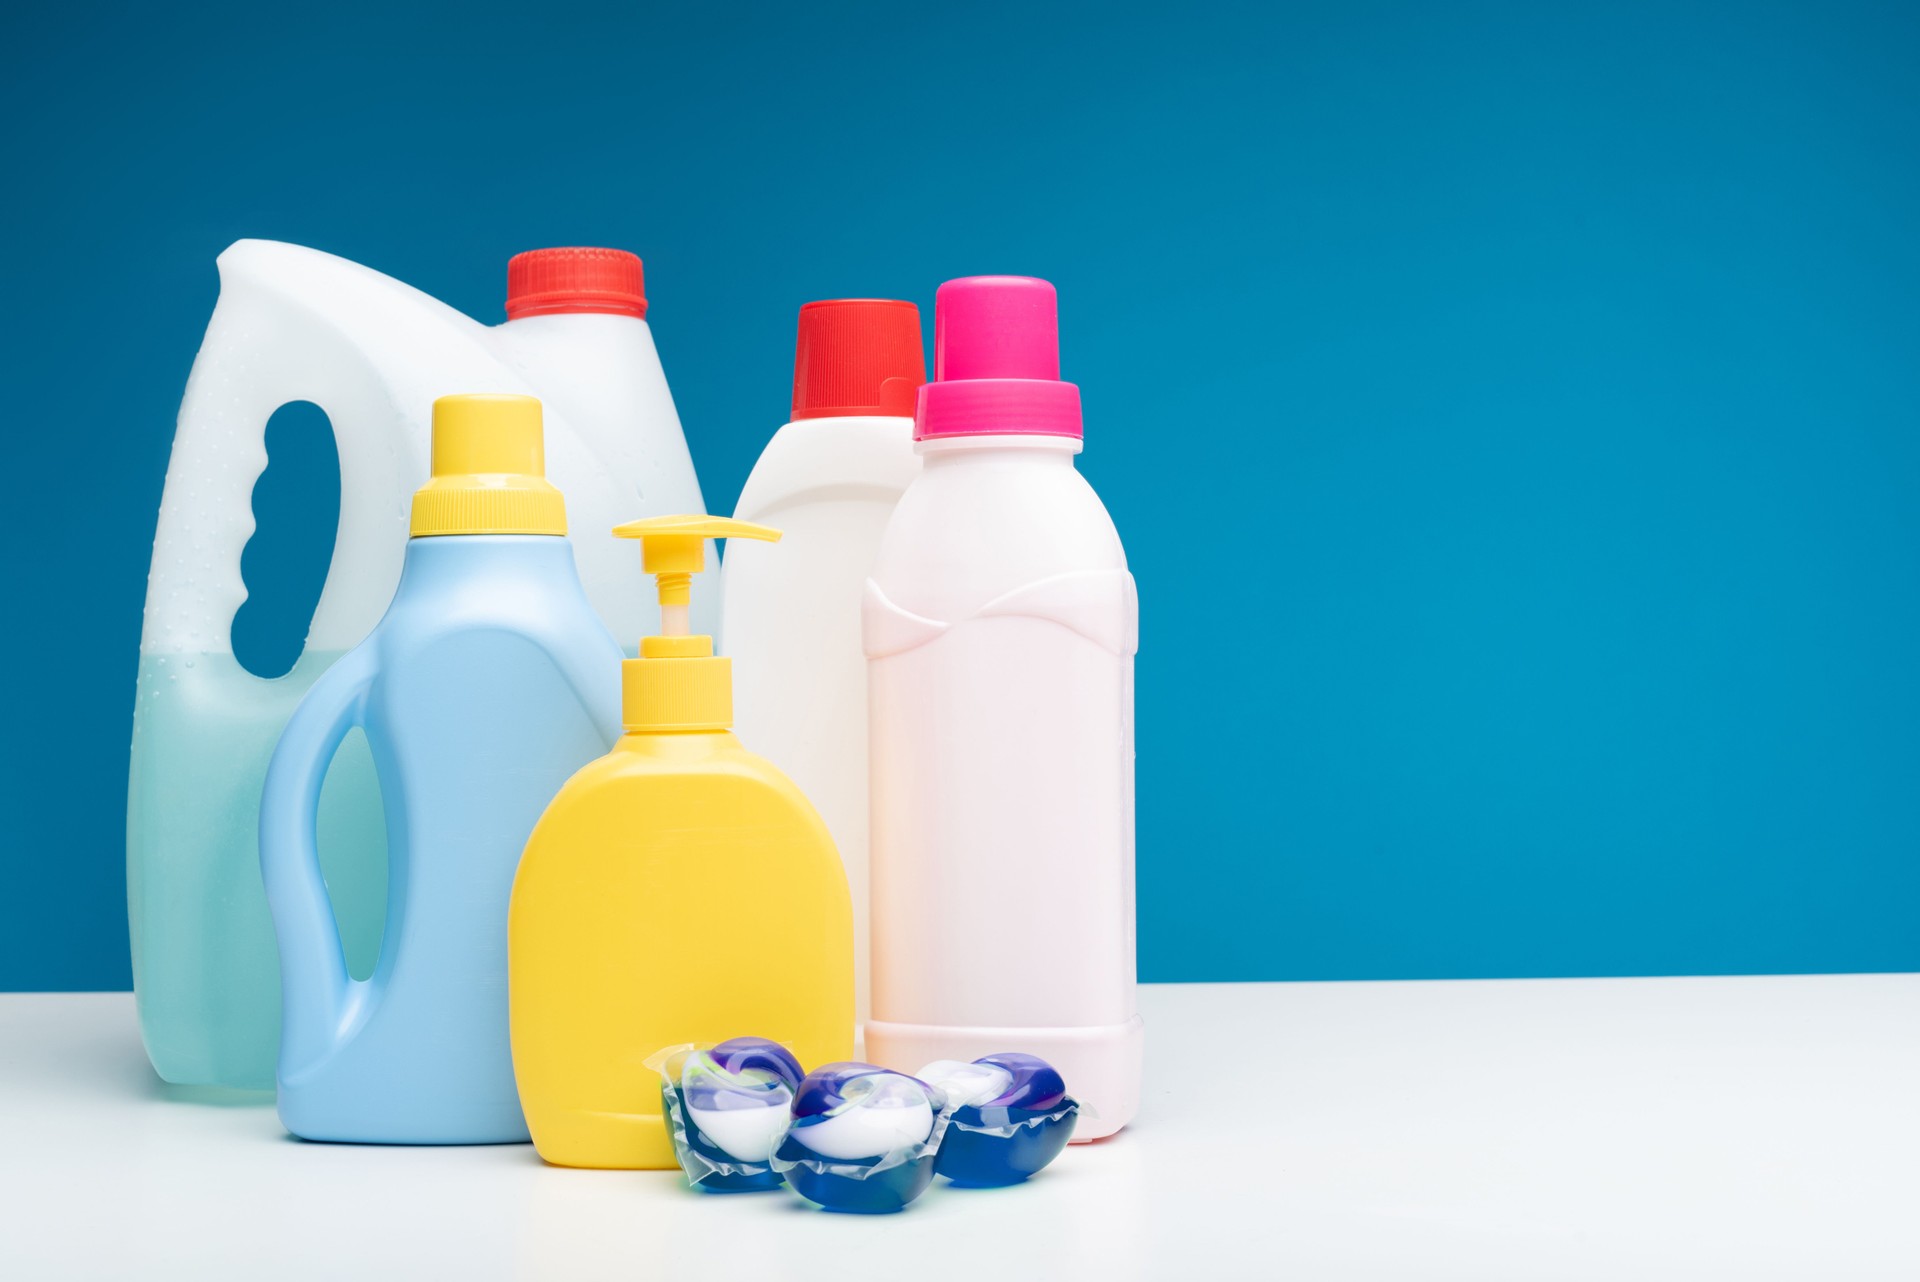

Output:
xmin=3 ymin=2 xmax=1916 ymax=990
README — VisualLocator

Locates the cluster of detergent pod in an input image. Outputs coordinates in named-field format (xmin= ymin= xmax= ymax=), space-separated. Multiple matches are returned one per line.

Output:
xmin=653 ymin=1037 xmax=1080 ymax=1212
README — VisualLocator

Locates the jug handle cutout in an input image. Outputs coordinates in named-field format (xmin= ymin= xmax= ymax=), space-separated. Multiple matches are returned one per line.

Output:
xmin=143 ymin=241 xmax=426 ymax=662
xmin=259 ymin=643 xmax=383 ymax=1080
xmin=232 ymin=401 xmax=340 ymax=679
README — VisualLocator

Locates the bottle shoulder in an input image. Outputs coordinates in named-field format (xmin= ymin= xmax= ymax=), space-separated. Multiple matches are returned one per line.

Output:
xmin=377 ymin=542 xmax=605 ymax=629
xmin=522 ymin=735 xmax=844 ymax=874
xmin=535 ymin=734 xmax=821 ymax=810
xmin=732 ymin=418 xmax=921 ymax=524
xmin=881 ymin=453 xmax=1122 ymax=555
xmin=870 ymin=453 xmax=1127 ymax=617
xmin=359 ymin=556 xmax=621 ymax=696
xmin=483 ymin=315 xmax=670 ymax=424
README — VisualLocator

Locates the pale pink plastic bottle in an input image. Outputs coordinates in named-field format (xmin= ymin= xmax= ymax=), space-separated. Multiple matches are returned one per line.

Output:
xmin=864 ymin=277 xmax=1141 ymax=1138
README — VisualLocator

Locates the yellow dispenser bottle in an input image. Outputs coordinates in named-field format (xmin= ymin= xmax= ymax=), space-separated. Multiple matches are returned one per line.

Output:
xmin=508 ymin=516 xmax=854 ymax=1169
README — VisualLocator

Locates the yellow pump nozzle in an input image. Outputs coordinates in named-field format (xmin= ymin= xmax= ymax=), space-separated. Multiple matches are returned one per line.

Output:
xmin=613 ymin=515 xmax=781 ymax=636
xmin=610 ymin=515 xmax=782 ymax=730
xmin=612 ymin=514 xmax=782 ymax=571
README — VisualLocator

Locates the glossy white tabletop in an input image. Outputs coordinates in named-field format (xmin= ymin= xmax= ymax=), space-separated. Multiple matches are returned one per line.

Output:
xmin=4 ymin=977 xmax=1916 ymax=1280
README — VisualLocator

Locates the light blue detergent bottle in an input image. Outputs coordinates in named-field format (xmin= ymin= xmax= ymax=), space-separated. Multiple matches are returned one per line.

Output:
xmin=260 ymin=393 xmax=621 ymax=1143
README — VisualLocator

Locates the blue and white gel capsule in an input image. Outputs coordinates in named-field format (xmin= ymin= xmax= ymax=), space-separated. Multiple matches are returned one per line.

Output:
xmin=774 ymin=1063 xmax=943 ymax=1213
xmin=660 ymin=1037 xmax=804 ymax=1192
xmin=918 ymin=1053 xmax=1079 ymax=1187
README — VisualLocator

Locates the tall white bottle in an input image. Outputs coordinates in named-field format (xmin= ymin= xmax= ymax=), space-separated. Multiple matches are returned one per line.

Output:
xmin=723 ymin=299 xmax=926 ymax=1031
xmin=864 ymin=277 xmax=1141 ymax=1138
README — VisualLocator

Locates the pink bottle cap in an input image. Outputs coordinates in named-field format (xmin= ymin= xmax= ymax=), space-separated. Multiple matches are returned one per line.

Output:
xmin=914 ymin=276 xmax=1083 ymax=441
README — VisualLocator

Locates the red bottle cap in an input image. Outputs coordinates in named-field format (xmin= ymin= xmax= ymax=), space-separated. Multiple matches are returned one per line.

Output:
xmin=506 ymin=247 xmax=647 ymax=320
xmin=791 ymin=299 xmax=926 ymax=421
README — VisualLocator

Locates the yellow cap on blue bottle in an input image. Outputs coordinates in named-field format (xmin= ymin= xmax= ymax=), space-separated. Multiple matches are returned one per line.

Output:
xmin=410 ymin=394 xmax=567 ymax=537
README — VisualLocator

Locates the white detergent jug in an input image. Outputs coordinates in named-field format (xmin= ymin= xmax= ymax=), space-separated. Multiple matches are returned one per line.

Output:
xmin=722 ymin=298 xmax=925 ymax=1033
xmin=129 ymin=241 xmax=708 ymax=1089
xmin=865 ymin=276 xmax=1141 ymax=1139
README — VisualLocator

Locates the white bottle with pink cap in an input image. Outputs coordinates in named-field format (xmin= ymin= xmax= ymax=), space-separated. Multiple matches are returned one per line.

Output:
xmin=864 ymin=276 xmax=1140 ymax=1139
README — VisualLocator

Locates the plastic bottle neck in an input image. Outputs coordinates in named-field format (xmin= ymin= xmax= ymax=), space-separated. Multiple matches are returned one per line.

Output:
xmin=612 ymin=729 xmax=741 ymax=773
xmin=501 ymin=310 xmax=648 ymax=332
xmin=622 ymin=638 xmax=731 ymax=733
xmin=917 ymin=434 xmax=1083 ymax=464
xmin=790 ymin=412 xmax=914 ymax=430
xmin=402 ymin=532 xmax=571 ymax=562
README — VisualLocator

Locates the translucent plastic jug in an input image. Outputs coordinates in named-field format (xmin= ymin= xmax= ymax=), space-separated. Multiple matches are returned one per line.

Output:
xmin=130 ymin=241 xmax=708 ymax=1089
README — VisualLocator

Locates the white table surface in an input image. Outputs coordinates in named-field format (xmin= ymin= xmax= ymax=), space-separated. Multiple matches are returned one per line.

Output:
xmin=3 ymin=978 xmax=1916 ymax=1280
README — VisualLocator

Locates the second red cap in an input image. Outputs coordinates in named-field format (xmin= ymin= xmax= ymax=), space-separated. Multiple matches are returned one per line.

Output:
xmin=507 ymin=247 xmax=647 ymax=320
xmin=791 ymin=299 xmax=926 ymax=420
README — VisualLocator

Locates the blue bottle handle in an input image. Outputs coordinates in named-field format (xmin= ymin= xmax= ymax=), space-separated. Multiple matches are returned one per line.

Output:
xmin=259 ymin=644 xmax=383 ymax=1082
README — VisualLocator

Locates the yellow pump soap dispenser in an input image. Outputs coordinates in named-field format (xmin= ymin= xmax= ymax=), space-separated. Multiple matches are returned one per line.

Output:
xmin=508 ymin=516 xmax=854 ymax=1170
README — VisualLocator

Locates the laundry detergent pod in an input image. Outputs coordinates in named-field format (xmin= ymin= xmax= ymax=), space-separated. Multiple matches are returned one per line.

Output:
xmin=773 ymin=1063 xmax=944 ymax=1212
xmin=706 ymin=1035 xmax=807 ymax=1087
xmin=919 ymin=1052 xmax=1080 ymax=1187
xmin=653 ymin=1037 xmax=804 ymax=1191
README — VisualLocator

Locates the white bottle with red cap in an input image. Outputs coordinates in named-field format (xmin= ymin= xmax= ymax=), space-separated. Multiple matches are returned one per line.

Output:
xmin=130 ymin=241 xmax=705 ymax=1089
xmin=864 ymin=276 xmax=1141 ymax=1138
xmin=722 ymin=299 xmax=926 ymax=1034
